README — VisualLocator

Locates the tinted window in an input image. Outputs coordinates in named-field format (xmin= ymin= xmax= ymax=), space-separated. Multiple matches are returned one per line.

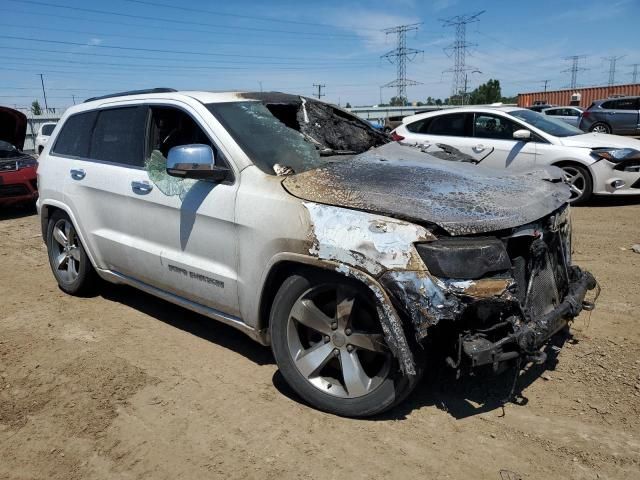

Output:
xmin=90 ymin=107 xmax=147 ymax=167
xmin=41 ymin=124 xmax=55 ymax=135
xmin=474 ymin=114 xmax=517 ymax=140
xmin=544 ymin=109 xmax=560 ymax=116
xmin=602 ymin=99 xmax=638 ymax=110
xmin=51 ymin=111 xmax=97 ymax=158
xmin=406 ymin=118 xmax=430 ymax=134
xmin=427 ymin=113 xmax=469 ymax=136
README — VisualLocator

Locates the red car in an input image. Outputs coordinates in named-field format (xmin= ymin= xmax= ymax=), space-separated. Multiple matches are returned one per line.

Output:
xmin=0 ymin=107 xmax=38 ymax=207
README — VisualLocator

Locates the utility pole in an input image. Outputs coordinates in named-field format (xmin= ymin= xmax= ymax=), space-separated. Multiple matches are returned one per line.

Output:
xmin=381 ymin=23 xmax=423 ymax=103
xmin=71 ymin=94 xmax=76 ymax=105
xmin=441 ymin=11 xmax=484 ymax=103
xmin=630 ymin=64 xmax=639 ymax=84
xmin=39 ymin=73 xmax=49 ymax=113
xmin=603 ymin=55 xmax=625 ymax=86
xmin=562 ymin=55 xmax=587 ymax=89
xmin=258 ymin=81 xmax=263 ymax=92
xmin=542 ymin=79 xmax=550 ymax=93
xmin=312 ymin=83 xmax=325 ymax=100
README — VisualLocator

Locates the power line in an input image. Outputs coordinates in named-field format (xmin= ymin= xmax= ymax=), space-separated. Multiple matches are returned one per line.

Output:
xmin=118 ymin=0 xmax=379 ymax=31
xmin=380 ymin=23 xmax=423 ymax=101
xmin=562 ymin=55 xmax=587 ymax=89
xmin=8 ymin=0 xmax=363 ymax=38
xmin=441 ymin=10 xmax=485 ymax=100
xmin=312 ymin=84 xmax=326 ymax=99
xmin=603 ymin=55 xmax=625 ymax=86
xmin=0 ymin=34 xmax=363 ymax=61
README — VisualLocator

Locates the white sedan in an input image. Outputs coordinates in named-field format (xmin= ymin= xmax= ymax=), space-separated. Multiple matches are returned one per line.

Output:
xmin=393 ymin=106 xmax=640 ymax=203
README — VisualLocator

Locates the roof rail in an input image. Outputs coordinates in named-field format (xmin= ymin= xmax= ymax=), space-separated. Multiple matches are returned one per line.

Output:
xmin=84 ymin=88 xmax=178 ymax=103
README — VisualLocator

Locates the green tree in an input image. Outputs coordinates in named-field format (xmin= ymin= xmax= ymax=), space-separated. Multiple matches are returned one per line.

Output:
xmin=435 ymin=98 xmax=443 ymax=106
xmin=426 ymin=96 xmax=434 ymax=105
xmin=345 ymin=102 xmax=352 ymax=108
xmin=468 ymin=79 xmax=502 ymax=105
xmin=389 ymin=96 xmax=407 ymax=106
xmin=31 ymin=100 xmax=42 ymax=115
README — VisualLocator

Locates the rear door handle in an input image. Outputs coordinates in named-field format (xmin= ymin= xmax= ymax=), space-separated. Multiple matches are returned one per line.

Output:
xmin=473 ymin=144 xmax=486 ymax=152
xmin=131 ymin=180 xmax=153 ymax=194
xmin=70 ymin=168 xmax=85 ymax=180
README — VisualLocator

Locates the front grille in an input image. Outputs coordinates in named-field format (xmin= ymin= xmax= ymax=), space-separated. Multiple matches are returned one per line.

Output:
xmin=0 ymin=184 xmax=29 ymax=198
xmin=0 ymin=161 xmax=18 ymax=172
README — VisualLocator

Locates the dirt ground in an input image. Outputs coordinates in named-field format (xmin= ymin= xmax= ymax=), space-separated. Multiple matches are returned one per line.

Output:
xmin=1 ymin=199 xmax=639 ymax=480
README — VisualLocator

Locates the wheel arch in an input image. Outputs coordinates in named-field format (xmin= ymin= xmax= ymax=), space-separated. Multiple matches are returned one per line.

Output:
xmin=255 ymin=253 xmax=418 ymax=375
xmin=40 ymin=200 xmax=99 ymax=270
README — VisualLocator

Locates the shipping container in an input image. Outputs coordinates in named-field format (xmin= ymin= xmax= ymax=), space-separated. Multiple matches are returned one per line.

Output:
xmin=518 ymin=84 xmax=640 ymax=108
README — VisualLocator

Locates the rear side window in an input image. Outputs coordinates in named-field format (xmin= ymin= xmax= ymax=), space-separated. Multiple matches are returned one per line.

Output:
xmin=41 ymin=124 xmax=55 ymax=135
xmin=406 ymin=118 xmax=431 ymax=134
xmin=90 ymin=107 xmax=147 ymax=167
xmin=427 ymin=113 xmax=470 ymax=136
xmin=51 ymin=111 xmax=97 ymax=158
xmin=601 ymin=99 xmax=638 ymax=110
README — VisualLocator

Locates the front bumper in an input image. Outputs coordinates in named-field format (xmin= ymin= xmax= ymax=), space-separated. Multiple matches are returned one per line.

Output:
xmin=0 ymin=166 xmax=38 ymax=206
xmin=462 ymin=266 xmax=597 ymax=369
xmin=591 ymin=159 xmax=640 ymax=195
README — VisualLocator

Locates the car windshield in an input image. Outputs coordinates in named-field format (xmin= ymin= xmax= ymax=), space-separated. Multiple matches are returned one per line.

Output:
xmin=510 ymin=109 xmax=584 ymax=137
xmin=207 ymin=101 xmax=333 ymax=175
xmin=42 ymin=124 xmax=55 ymax=135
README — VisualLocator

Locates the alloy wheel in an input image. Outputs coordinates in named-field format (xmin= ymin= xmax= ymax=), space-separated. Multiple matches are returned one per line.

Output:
xmin=592 ymin=124 xmax=609 ymax=134
xmin=51 ymin=218 xmax=81 ymax=283
xmin=561 ymin=166 xmax=586 ymax=201
xmin=286 ymin=284 xmax=391 ymax=398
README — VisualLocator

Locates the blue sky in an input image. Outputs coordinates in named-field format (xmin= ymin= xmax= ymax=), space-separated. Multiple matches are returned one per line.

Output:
xmin=1 ymin=0 xmax=638 ymax=111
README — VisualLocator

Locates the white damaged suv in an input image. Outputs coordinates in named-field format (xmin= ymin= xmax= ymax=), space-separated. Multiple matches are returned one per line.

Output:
xmin=37 ymin=89 xmax=597 ymax=417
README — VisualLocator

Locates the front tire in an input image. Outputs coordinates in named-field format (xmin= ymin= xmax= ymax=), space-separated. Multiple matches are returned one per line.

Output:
xmin=270 ymin=272 xmax=419 ymax=417
xmin=46 ymin=210 xmax=97 ymax=295
xmin=558 ymin=163 xmax=593 ymax=205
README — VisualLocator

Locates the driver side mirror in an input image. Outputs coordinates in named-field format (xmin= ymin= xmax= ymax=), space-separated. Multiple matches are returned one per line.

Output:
xmin=513 ymin=129 xmax=532 ymax=141
xmin=166 ymin=144 xmax=229 ymax=181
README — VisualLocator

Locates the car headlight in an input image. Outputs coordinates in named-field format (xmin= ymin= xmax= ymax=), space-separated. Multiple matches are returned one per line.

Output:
xmin=592 ymin=147 xmax=640 ymax=163
xmin=16 ymin=157 xmax=38 ymax=169
xmin=415 ymin=237 xmax=511 ymax=279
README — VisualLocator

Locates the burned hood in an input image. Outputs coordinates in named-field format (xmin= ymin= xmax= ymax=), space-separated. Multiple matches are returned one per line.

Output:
xmin=0 ymin=107 xmax=27 ymax=151
xmin=282 ymin=143 xmax=571 ymax=236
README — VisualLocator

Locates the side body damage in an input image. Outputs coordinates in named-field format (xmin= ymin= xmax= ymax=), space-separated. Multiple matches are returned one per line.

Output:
xmin=302 ymin=200 xmax=598 ymax=377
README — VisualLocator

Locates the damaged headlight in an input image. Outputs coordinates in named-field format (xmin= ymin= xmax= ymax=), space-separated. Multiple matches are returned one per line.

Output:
xmin=591 ymin=148 xmax=640 ymax=163
xmin=416 ymin=237 xmax=511 ymax=279
xmin=16 ymin=156 xmax=37 ymax=169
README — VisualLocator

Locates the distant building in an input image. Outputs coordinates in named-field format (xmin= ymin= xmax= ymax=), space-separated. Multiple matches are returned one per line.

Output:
xmin=518 ymin=83 xmax=640 ymax=108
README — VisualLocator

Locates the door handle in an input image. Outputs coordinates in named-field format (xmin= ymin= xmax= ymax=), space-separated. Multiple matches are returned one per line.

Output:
xmin=70 ymin=168 xmax=85 ymax=180
xmin=473 ymin=144 xmax=485 ymax=152
xmin=131 ymin=180 xmax=153 ymax=194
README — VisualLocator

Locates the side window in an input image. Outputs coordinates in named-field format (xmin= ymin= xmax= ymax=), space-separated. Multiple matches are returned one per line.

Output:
xmin=473 ymin=114 xmax=517 ymax=140
xmin=615 ymin=99 xmax=637 ymax=110
xmin=545 ymin=109 xmax=559 ymax=116
xmin=600 ymin=101 xmax=615 ymax=110
xmin=406 ymin=118 xmax=431 ymax=134
xmin=90 ymin=107 xmax=147 ymax=167
xmin=51 ymin=111 xmax=97 ymax=158
xmin=148 ymin=106 xmax=216 ymax=161
xmin=427 ymin=113 xmax=469 ymax=136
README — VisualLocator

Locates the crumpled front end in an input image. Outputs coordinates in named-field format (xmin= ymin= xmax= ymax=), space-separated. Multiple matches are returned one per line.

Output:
xmin=379 ymin=203 xmax=599 ymax=372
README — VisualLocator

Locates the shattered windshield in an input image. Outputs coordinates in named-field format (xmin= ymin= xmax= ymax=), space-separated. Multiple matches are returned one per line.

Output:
xmin=207 ymin=101 xmax=324 ymax=175
xmin=510 ymin=109 xmax=583 ymax=137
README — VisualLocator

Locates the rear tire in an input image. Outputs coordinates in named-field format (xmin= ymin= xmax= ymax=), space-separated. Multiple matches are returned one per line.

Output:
xmin=46 ymin=210 xmax=97 ymax=295
xmin=589 ymin=122 xmax=611 ymax=134
xmin=557 ymin=163 xmax=593 ymax=205
xmin=270 ymin=272 xmax=420 ymax=417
